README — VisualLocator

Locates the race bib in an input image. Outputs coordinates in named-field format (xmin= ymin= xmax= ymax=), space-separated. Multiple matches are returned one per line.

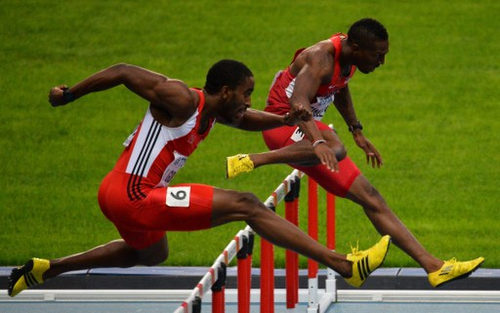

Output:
xmin=166 ymin=186 xmax=191 ymax=207
xmin=310 ymin=94 xmax=335 ymax=120
xmin=157 ymin=151 xmax=188 ymax=187
xmin=290 ymin=127 xmax=305 ymax=142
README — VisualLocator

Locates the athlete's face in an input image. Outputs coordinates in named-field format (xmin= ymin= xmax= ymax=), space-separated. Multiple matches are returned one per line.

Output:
xmin=354 ymin=40 xmax=389 ymax=74
xmin=220 ymin=76 xmax=254 ymax=124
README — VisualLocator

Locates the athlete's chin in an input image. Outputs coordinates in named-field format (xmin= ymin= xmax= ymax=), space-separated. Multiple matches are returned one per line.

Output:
xmin=359 ymin=67 xmax=375 ymax=74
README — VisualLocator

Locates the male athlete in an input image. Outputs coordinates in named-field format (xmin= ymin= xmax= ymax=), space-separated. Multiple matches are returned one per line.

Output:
xmin=226 ymin=18 xmax=484 ymax=287
xmin=8 ymin=60 xmax=391 ymax=297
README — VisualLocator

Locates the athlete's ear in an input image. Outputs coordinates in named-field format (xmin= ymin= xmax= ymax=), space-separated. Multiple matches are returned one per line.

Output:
xmin=351 ymin=42 xmax=361 ymax=52
xmin=220 ymin=85 xmax=232 ymax=101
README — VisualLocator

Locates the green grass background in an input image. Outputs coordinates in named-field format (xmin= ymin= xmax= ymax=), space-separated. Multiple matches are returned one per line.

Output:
xmin=0 ymin=0 xmax=498 ymax=269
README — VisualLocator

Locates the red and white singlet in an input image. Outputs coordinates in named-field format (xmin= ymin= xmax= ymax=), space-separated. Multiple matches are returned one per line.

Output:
xmin=262 ymin=34 xmax=361 ymax=197
xmin=266 ymin=33 xmax=356 ymax=120
xmin=98 ymin=89 xmax=217 ymax=249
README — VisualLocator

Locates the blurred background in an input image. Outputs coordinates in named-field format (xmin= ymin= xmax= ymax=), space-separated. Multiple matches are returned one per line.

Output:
xmin=0 ymin=0 xmax=498 ymax=269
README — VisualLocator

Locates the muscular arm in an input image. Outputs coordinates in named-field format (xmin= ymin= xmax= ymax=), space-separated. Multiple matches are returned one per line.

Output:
xmin=333 ymin=85 xmax=360 ymax=129
xmin=227 ymin=109 xmax=286 ymax=131
xmin=49 ymin=64 xmax=195 ymax=123
xmin=289 ymin=51 xmax=332 ymax=143
xmin=288 ymin=45 xmax=339 ymax=170
xmin=222 ymin=107 xmax=311 ymax=131
xmin=335 ymin=85 xmax=383 ymax=167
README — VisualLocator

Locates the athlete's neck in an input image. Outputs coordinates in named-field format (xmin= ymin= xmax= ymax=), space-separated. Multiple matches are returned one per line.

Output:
xmin=199 ymin=89 xmax=219 ymax=133
xmin=339 ymin=38 xmax=354 ymax=74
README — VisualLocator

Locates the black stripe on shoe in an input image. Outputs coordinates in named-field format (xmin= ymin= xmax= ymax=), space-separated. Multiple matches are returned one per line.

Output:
xmin=363 ymin=256 xmax=371 ymax=276
xmin=24 ymin=272 xmax=38 ymax=287
xmin=357 ymin=260 xmax=365 ymax=281
xmin=357 ymin=256 xmax=371 ymax=282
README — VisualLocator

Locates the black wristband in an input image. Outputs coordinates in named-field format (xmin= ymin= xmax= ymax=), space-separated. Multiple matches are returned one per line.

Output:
xmin=62 ymin=88 xmax=75 ymax=103
xmin=348 ymin=121 xmax=363 ymax=133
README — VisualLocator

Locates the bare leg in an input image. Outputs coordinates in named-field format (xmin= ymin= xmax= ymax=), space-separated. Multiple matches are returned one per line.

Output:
xmin=345 ymin=175 xmax=443 ymax=273
xmin=43 ymin=236 xmax=168 ymax=280
xmin=251 ymin=129 xmax=346 ymax=168
xmin=250 ymin=129 xmax=443 ymax=272
xmin=211 ymin=188 xmax=353 ymax=277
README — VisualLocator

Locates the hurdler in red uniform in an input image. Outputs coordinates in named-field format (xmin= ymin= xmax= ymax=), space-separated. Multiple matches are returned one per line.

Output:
xmin=98 ymin=89 xmax=215 ymax=250
xmin=226 ymin=18 xmax=484 ymax=288
xmin=9 ymin=60 xmax=394 ymax=297
xmin=263 ymin=33 xmax=360 ymax=196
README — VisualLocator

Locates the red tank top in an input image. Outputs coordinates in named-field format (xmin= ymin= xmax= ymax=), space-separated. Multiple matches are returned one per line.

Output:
xmin=266 ymin=33 xmax=356 ymax=120
xmin=114 ymin=89 xmax=215 ymax=201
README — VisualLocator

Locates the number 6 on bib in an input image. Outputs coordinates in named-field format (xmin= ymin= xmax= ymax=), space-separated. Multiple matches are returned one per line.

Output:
xmin=166 ymin=186 xmax=191 ymax=207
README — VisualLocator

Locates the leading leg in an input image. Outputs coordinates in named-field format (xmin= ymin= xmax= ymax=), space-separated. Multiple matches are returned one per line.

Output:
xmin=345 ymin=175 xmax=443 ymax=273
xmin=210 ymin=187 xmax=390 ymax=284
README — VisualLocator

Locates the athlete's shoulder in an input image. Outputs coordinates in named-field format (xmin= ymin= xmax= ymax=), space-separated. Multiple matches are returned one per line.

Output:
xmin=151 ymin=79 xmax=198 ymax=123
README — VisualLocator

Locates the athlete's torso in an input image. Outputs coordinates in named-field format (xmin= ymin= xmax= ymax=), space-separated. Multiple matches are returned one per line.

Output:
xmin=266 ymin=33 xmax=356 ymax=120
xmin=113 ymin=89 xmax=214 ymax=201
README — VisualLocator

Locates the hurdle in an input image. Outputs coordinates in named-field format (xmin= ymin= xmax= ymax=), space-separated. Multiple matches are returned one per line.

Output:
xmin=174 ymin=169 xmax=336 ymax=313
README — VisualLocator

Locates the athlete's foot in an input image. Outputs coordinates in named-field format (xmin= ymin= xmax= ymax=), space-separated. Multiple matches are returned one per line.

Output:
xmin=226 ymin=154 xmax=254 ymax=179
xmin=428 ymin=257 xmax=484 ymax=287
xmin=8 ymin=258 xmax=50 ymax=297
xmin=344 ymin=235 xmax=391 ymax=288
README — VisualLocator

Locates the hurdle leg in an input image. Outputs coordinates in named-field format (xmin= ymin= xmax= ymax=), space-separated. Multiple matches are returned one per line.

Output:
xmin=260 ymin=238 xmax=274 ymax=313
xmin=212 ymin=263 xmax=227 ymax=313
xmin=285 ymin=187 xmax=298 ymax=309
xmin=325 ymin=192 xmax=337 ymax=303
xmin=237 ymin=235 xmax=250 ymax=313
xmin=307 ymin=177 xmax=319 ymax=312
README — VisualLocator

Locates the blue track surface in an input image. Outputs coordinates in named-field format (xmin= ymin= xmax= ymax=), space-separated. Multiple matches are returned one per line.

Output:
xmin=1 ymin=301 xmax=499 ymax=313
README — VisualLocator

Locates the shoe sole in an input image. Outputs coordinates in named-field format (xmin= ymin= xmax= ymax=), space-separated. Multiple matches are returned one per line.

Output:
xmin=434 ymin=259 xmax=485 ymax=288
xmin=8 ymin=259 xmax=34 ymax=296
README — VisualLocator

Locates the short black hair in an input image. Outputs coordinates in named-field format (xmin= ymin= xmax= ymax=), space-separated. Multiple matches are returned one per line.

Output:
xmin=204 ymin=59 xmax=253 ymax=94
xmin=347 ymin=18 xmax=388 ymax=48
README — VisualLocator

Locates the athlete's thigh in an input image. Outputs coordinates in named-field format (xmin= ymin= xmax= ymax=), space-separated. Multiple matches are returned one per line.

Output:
xmin=140 ymin=183 xmax=214 ymax=231
xmin=321 ymin=127 xmax=343 ymax=148
xmin=263 ymin=120 xmax=343 ymax=150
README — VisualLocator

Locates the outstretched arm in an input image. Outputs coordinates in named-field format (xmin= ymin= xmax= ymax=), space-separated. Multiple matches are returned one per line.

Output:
xmin=223 ymin=106 xmax=312 ymax=131
xmin=48 ymin=64 xmax=195 ymax=122
xmin=334 ymin=86 xmax=383 ymax=167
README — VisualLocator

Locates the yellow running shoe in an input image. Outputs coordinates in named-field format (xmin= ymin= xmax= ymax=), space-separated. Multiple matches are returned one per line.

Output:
xmin=8 ymin=258 xmax=50 ymax=297
xmin=226 ymin=154 xmax=254 ymax=179
xmin=345 ymin=235 xmax=391 ymax=288
xmin=428 ymin=257 xmax=484 ymax=287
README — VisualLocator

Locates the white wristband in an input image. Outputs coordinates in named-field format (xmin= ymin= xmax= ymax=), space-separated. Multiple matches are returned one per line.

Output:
xmin=312 ymin=139 xmax=326 ymax=148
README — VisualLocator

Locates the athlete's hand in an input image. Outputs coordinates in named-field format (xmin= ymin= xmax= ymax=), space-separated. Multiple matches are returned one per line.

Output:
xmin=353 ymin=132 xmax=383 ymax=168
xmin=48 ymin=85 xmax=69 ymax=107
xmin=313 ymin=142 xmax=339 ymax=172
xmin=284 ymin=104 xmax=312 ymax=126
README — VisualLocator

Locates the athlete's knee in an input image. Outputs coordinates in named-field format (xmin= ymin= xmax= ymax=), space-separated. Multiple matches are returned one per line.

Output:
xmin=233 ymin=191 xmax=267 ymax=220
xmin=361 ymin=185 xmax=388 ymax=213
xmin=328 ymin=142 xmax=347 ymax=161
xmin=137 ymin=238 xmax=169 ymax=266
xmin=138 ymin=246 xmax=168 ymax=266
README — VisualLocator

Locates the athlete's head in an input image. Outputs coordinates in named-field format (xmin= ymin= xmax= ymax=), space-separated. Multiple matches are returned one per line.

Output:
xmin=205 ymin=59 xmax=254 ymax=124
xmin=347 ymin=18 xmax=389 ymax=74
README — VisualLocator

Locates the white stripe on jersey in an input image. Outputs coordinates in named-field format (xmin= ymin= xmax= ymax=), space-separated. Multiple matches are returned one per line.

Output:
xmin=125 ymin=107 xmax=198 ymax=177
xmin=284 ymin=77 xmax=335 ymax=121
